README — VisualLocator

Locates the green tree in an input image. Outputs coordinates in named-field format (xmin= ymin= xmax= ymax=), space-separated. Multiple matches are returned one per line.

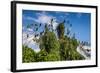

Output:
xmin=35 ymin=49 xmax=48 ymax=62
xmin=39 ymin=24 xmax=60 ymax=61
xmin=71 ymin=33 xmax=79 ymax=49
xmin=58 ymin=27 xmax=84 ymax=60
xmin=57 ymin=21 xmax=65 ymax=39
xmin=22 ymin=46 xmax=36 ymax=63
xmin=40 ymin=25 xmax=60 ymax=53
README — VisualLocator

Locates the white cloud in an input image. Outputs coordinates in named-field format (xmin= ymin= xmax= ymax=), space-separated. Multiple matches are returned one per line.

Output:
xmin=22 ymin=31 xmax=40 ymax=52
xmin=23 ymin=15 xmax=36 ymax=21
xmin=27 ymin=16 xmax=35 ymax=21
xmin=36 ymin=11 xmax=47 ymax=16
xmin=23 ymin=12 xmax=59 ymax=30
xmin=35 ymin=13 xmax=53 ymax=24
xmin=23 ymin=11 xmax=53 ymax=25
xmin=35 ymin=12 xmax=59 ymax=30
xmin=27 ymin=28 xmax=33 ymax=32
xmin=52 ymin=19 xmax=59 ymax=30
xmin=59 ymin=12 xmax=69 ymax=18
xmin=65 ymin=13 xmax=69 ymax=16
xmin=22 ymin=32 xmax=27 ymax=42
xmin=77 ymin=13 xmax=82 ymax=18
xmin=27 ymin=40 xmax=40 ymax=53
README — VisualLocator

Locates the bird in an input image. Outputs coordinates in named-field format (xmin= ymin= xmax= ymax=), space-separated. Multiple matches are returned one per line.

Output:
xmin=39 ymin=23 xmax=41 ymax=27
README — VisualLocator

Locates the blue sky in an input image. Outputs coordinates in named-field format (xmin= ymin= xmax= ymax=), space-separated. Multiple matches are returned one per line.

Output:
xmin=22 ymin=10 xmax=91 ymax=43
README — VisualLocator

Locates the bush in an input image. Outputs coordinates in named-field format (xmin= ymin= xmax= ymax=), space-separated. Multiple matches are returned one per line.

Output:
xmin=57 ymin=22 xmax=65 ymax=39
xmin=59 ymin=36 xmax=85 ymax=60
xmin=39 ymin=30 xmax=60 ymax=61
xmin=40 ymin=29 xmax=60 ymax=52
xmin=22 ymin=46 xmax=36 ymax=63
xmin=35 ymin=49 xmax=48 ymax=62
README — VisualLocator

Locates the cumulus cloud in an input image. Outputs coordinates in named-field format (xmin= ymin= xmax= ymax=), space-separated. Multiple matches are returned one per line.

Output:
xmin=34 ymin=12 xmax=59 ymax=30
xmin=23 ymin=11 xmax=59 ymax=31
xmin=26 ymin=16 xmax=36 ymax=21
xmin=27 ymin=28 xmax=33 ymax=32
xmin=23 ymin=15 xmax=36 ymax=21
xmin=77 ymin=13 xmax=82 ymax=18
xmin=52 ymin=19 xmax=59 ymax=30
xmin=22 ymin=31 xmax=40 ymax=52
xmin=35 ymin=13 xmax=53 ymax=24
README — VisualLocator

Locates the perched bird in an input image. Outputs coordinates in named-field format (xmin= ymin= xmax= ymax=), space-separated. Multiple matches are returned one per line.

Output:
xmin=35 ymin=34 xmax=39 ymax=38
xmin=27 ymin=34 xmax=29 ymax=38
xmin=35 ymin=28 xmax=38 ymax=31
xmin=40 ymin=31 xmax=44 ymax=35
xmin=39 ymin=23 xmax=41 ymax=27
xmin=70 ymin=24 xmax=72 ymax=27
xmin=27 ymin=24 xmax=30 ymax=28
xmin=63 ymin=20 xmax=66 ymax=23
xmin=35 ymin=24 xmax=38 ymax=26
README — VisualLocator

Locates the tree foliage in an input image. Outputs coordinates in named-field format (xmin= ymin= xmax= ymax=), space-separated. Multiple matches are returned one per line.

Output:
xmin=39 ymin=25 xmax=60 ymax=61
xmin=22 ymin=46 xmax=36 ymax=63
xmin=22 ymin=19 xmax=85 ymax=63
xmin=57 ymin=22 xmax=65 ymax=39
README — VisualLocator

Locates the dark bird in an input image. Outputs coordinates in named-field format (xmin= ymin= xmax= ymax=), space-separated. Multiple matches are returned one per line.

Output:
xmin=51 ymin=18 xmax=53 ymax=22
xmin=70 ymin=24 xmax=72 ymax=27
xmin=40 ymin=31 xmax=44 ymax=35
xmin=35 ymin=24 xmax=38 ymax=26
xmin=40 ymin=23 xmax=41 ymax=26
xmin=27 ymin=24 xmax=30 ymax=28
xmin=63 ymin=20 xmax=66 ymax=23
xmin=27 ymin=34 xmax=29 ymax=38
xmin=67 ymin=29 xmax=70 ymax=35
xmin=36 ymin=28 xmax=38 ymax=31
xmin=35 ymin=34 xmax=39 ymax=38
xmin=51 ymin=24 xmax=53 ymax=27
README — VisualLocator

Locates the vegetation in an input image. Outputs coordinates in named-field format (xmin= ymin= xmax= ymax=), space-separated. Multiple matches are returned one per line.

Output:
xmin=56 ymin=21 xmax=65 ymax=39
xmin=22 ymin=19 xmax=85 ymax=63
xmin=22 ymin=46 xmax=36 ymax=63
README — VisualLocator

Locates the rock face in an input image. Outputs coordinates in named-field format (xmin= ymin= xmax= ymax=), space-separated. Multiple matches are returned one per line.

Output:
xmin=77 ymin=45 xmax=91 ymax=59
